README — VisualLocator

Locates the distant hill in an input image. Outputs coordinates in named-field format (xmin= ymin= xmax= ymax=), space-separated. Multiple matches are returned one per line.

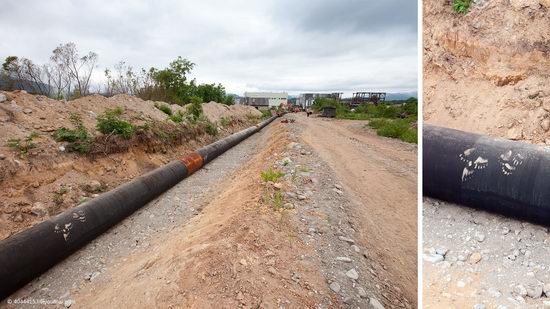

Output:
xmin=385 ymin=92 xmax=417 ymax=101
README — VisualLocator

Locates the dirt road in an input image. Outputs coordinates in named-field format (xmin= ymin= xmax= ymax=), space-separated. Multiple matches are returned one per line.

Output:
xmin=298 ymin=115 xmax=418 ymax=303
xmin=4 ymin=113 xmax=417 ymax=308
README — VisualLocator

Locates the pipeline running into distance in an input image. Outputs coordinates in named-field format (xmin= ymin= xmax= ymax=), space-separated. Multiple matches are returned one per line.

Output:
xmin=0 ymin=115 xmax=278 ymax=300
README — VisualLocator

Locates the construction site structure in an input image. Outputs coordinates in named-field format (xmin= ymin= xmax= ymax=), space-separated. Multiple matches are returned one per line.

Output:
xmin=297 ymin=93 xmax=343 ymax=108
xmin=350 ymin=92 xmax=386 ymax=107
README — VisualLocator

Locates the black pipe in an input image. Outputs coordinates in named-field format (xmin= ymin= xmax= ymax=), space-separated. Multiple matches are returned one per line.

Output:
xmin=424 ymin=124 xmax=550 ymax=225
xmin=0 ymin=115 xmax=278 ymax=300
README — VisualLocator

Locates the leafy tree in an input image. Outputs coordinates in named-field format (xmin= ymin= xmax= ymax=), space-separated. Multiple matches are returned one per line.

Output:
xmin=150 ymin=56 xmax=195 ymax=105
xmin=195 ymin=83 xmax=225 ymax=103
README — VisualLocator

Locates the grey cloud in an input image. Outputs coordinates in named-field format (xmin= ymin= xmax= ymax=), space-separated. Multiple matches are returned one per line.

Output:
xmin=0 ymin=0 xmax=418 ymax=95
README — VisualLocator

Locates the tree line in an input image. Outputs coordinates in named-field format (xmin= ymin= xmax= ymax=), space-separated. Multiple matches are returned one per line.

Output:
xmin=0 ymin=42 xmax=234 ymax=105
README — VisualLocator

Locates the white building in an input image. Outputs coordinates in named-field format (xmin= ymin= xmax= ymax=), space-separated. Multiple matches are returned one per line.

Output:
xmin=243 ymin=92 xmax=288 ymax=108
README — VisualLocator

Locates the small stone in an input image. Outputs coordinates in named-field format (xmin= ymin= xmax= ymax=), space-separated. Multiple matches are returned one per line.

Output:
xmin=351 ymin=245 xmax=361 ymax=253
xmin=496 ymin=305 xmax=508 ymax=309
xmin=0 ymin=154 xmax=5 ymax=160
xmin=516 ymin=284 xmax=527 ymax=297
xmin=475 ymin=233 xmax=486 ymax=242
xmin=541 ymin=118 xmax=550 ymax=132
xmin=526 ymin=284 xmax=543 ymax=299
xmin=23 ymin=108 xmax=33 ymax=114
xmin=435 ymin=248 xmax=448 ymax=256
xmin=473 ymin=304 xmax=486 ymax=309
xmin=487 ymin=288 xmax=501 ymax=298
xmin=329 ymin=282 xmax=341 ymax=293
xmin=59 ymin=145 xmax=66 ymax=152
xmin=469 ymin=252 xmax=482 ymax=264
xmin=283 ymin=203 xmax=295 ymax=209
xmin=86 ymin=271 xmax=100 ymax=281
xmin=369 ymin=297 xmax=384 ymax=309
xmin=31 ymin=202 xmax=47 ymax=217
xmin=423 ymin=254 xmax=444 ymax=264
xmin=338 ymin=236 xmax=355 ymax=244
xmin=332 ymin=188 xmax=343 ymax=195
xmin=457 ymin=280 xmax=466 ymax=288
xmin=87 ymin=180 xmax=102 ymax=192
xmin=543 ymin=283 xmax=550 ymax=296
xmin=346 ymin=268 xmax=359 ymax=280
xmin=334 ymin=184 xmax=343 ymax=190
xmin=268 ymin=267 xmax=277 ymax=275
xmin=297 ymin=195 xmax=307 ymax=200
xmin=236 ymin=291 xmax=244 ymax=301
xmin=336 ymin=257 xmax=352 ymax=263
xmin=240 ymin=259 xmax=248 ymax=266
xmin=63 ymin=299 xmax=73 ymax=308
xmin=273 ymin=182 xmax=283 ymax=189
xmin=0 ymin=93 xmax=6 ymax=103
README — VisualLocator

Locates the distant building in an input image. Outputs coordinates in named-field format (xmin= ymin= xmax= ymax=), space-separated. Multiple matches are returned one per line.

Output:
xmin=243 ymin=92 xmax=288 ymax=109
xmin=297 ymin=93 xmax=342 ymax=108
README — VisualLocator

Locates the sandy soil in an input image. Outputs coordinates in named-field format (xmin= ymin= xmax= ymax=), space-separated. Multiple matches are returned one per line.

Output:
xmin=423 ymin=0 xmax=550 ymax=142
xmin=423 ymin=0 xmax=550 ymax=307
xmin=0 ymin=91 xmax=261 ymax=240
xmin=3 ymin=113 xmax=417 ymax=308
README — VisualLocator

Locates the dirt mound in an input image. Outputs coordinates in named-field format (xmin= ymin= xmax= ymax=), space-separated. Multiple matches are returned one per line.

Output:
xmin=423 ymin=0 xmax=550 ymax=142
xmin=199 ymin=101 xmax=262 ymax=123
xmin=0 ymin=91 xmax=261 ymax=240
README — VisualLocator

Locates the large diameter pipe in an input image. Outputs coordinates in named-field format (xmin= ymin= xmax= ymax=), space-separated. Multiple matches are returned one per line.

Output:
xmin=424 ymin=124 xmax=550 ymax=224
xmin=0 ymin=115 xmax=278 ymax=300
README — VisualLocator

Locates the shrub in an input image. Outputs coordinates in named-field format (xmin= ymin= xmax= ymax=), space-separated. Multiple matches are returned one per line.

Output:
xmin=219 ymin=116 xmax=230 ymax=127
xmin=261 ymin=109 xmax=272 ymax=119
xmin=453 ymin=0 xmax=471 ymax=13
xmin=7 ymin=132 xmax=39 ymax=155
xmin=187 ymin=96 xmax=203 ymax=121
xmin=367 ymin=118 xmax=417 ymax=144
xmin=261 ymin=168 xmax=285 ymax=182
xmin=96 ymin=107 xmax=135 ymax=139
xmin=203 ymin=119 xmax=218 ymax=136
xmin=156 ymin=103 xmax=173 ymax=116
xmin=168 ymin=110 xmax=185 ymax=123
xmin=53 ymin=113 xmax=92 ymax=153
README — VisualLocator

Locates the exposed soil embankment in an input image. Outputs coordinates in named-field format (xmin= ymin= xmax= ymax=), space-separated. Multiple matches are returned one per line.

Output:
xmin=423 ymin=0 xmax=550 ymax=141
xmin=0 ymin=91 xmax=261 ymax=240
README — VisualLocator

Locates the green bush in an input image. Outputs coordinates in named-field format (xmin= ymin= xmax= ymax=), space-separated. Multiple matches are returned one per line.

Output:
xmin=96 ymin=107 xmax=135 ymax=139
xmin=367 ymin=118 xmax=417 ymax=144
xmin=261 ymin=168 xmax=285 ymax=182
xmin=187 ymin=96 xmax=203 ymax=121
xmin=53 ymin=113 xmax=92 ymax=153
xmin=168 ymin=110 xmax=185 ymax=123
xmin=261 ymin=109 xmax=272 ymax=119
xmin=156 ymin=103 xmax=173 ymax=116
xmin=453 ymin=0 xmax=471 ymax=13
xmin=203 ymin=119 xmax=218 ymax=136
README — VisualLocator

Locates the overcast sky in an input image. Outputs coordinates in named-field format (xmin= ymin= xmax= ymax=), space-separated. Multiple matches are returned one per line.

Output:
xmin=0 ymin=0 xmax=417 ymax=96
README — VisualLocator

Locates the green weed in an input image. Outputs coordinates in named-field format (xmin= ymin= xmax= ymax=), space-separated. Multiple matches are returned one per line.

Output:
xmin=261 ymin=168 xmax=285 ymax=182
xmin=96 ymin=107 xmax=135 ymax=139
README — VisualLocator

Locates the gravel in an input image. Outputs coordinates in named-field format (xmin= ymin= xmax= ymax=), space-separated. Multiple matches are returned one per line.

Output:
xmin=424 ymin=197 xmax=550 ymax=307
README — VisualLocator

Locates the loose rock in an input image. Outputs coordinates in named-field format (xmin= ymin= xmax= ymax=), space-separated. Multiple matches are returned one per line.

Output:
xmin=469 ymin=252 xmax=482 ymax=264
xmin=369 ymin=297 xmax=385 ymax=309
xmin=338 ymin=236 xmax=355 ymax=244
xmin=346 ymin=268 xmax=359 ymax=280
xmin=335 ymin=257 xmax=352 ymax=263
xmin=329 ymin=282 xmax=341 ymax=293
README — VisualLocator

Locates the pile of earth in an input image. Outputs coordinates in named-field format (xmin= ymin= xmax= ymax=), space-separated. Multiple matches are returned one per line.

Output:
xmin=423 ymin=0 xmax=550 ymax=143
xmin=0 ymin=90 xmax=262 ymax=240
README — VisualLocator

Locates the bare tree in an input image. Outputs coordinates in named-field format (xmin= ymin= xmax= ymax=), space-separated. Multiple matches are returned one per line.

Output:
xmin=2 ymin=56 xmax=51 ymax=95
xmin=51 ymin=42 xmax=98 ymax=98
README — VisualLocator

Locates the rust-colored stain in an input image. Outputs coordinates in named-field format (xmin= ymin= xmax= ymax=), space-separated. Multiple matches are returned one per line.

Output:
xmin=180 ymin=152 xmax=204 ymax=175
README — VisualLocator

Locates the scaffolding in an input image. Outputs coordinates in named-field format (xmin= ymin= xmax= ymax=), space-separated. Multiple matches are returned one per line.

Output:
xmin=350 ymin=92 xmax=386 ymax=106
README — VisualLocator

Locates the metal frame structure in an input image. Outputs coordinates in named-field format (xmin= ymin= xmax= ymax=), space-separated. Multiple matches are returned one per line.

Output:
xmin=350 ymin=92 xmax=386 ymax=106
